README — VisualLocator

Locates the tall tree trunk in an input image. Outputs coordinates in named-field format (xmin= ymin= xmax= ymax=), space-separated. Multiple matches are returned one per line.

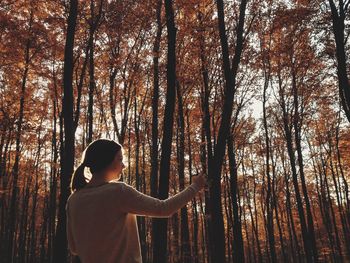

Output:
xmin=197 ymin=7 xmax=213 ymax=261
xmin=270 ymin=150 xmax=287 ymax=262
xmin=153 ymin=0 xmax=177 ymax=262
xmin=277 ymin=68 xmax=313 ymax=262
xmin=328 ymin=0 xmax=350 ymax=122
xmin=18 ymin=176 xmax=31 ymax=262
xmin=335 ymin=116 xmax=350 ymax=259
xmin=151 ymin=0 xmax=162 ymax=260
xmin=176 ymin=81 xmax=191 ymax=262
xmin=134 ymin=84 xmax=148 ymax=262
xmin=49 ymin=64 xmax=59 ymax=263
xmin=87 ymin=27 xmax=95 ymax=144
xmin=187 ymin=109 xmax=200 ymax=263
xmin=227 ymin=137 xmax=244 ymax=262
xmin=53 ymin=1 xmax=78 ymax=262
xmin=87 ymin=0 xmax=103 ymax=143
xmin=209 ymin=0 xmax=247 ymax=261
xmin=291 ymin=68 xmax=318 ymax=262
xmin=262 ymin=53 xmax=276 ymax=263
xmin=324 ymin=130 xmax=347 ymax=261
xmin=335 ymin=112 xmax=350 ymax=233
xmin=322 ymin=154 xmax=343 ymax=262
xmin=7 ymin=8 xmax=33 ymax=261
xmin=281 ymin=152 xmax=301 ymax=263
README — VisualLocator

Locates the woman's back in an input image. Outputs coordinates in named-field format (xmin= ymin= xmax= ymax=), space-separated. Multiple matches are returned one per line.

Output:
xmin=66 ymin=181 xmax=142 ymax=263
xmin=66 ymin=179 xmax=201 ymax=263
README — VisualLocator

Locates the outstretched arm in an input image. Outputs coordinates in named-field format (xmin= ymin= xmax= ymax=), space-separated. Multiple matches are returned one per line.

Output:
xmin=122 ymin=184 xmax=200 ymax=217
xmin=119 ymin=181 xmax=201 ymax=218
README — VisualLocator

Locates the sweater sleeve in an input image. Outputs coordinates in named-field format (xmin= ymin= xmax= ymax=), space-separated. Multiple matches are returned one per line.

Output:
xmin=118 ymin=182 xmax=201 ymax=218
xmin=65 ymin=201 xmax=78 ymax=255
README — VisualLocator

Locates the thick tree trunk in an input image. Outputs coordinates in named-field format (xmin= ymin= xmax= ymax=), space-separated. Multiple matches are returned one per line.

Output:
xmin=328 ymin=0 xmax=350 ymax=122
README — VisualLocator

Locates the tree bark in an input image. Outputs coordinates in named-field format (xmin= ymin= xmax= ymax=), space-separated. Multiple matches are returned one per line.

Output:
xmin=53 ymin=1 xmax=78 ymax=262
xmin=151 ymin=0 xmax=162 ymax=259
xmin=328 ymin=0 xmax=350 ymax=122
xmin=153 ymin=0 xmax=177 ymax=262
xmin=291 ymin=67 xmax=318 ymax=262
xmin=7 ymin=8 xmax=33 ymax=261
xmin=176 ymin=81 xmax=191 ymax=262
xmin=279 ymin=87 xmax=312 ymax=262
xmin=227 ymin=137 xmax=245 ymax=262
xmin=208 ymin=0 xmax=248 ymax=261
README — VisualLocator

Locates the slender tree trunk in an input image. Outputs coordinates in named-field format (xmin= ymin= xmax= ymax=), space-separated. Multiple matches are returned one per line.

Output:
xmin=262 ymin=58 xmax=276 ymax=263
xmin=176 ymin=81 xmax=191 ymax=262
xmin=153 ymin=0 xmax=177 ymax=262
xmin=134 ymin=85 xmax=148 ymax=262
xmin=327 ymin=134 xmax=348 ymax=261
xmin=53 ymin=1 xmax=78 ymax=262
xmin=223 ymin=170 xmax=232 ymax=263
xmin=249 ymin=154 xmax=263 ymax=263
xmin=278 ymin=70 xmax=312 ymax=262
xmin=322 ymin=155 xmax=343 ymax=262
xmin=187 ymin=109 xmax=200 ymax=263
xmin=7 ymin=8 xmax=33 ymax=260
xmin=209 ymin=0 xmax=248 ymax=261
xmin=279 ymin=147 xmax=301 ymax=263
xmin=291 ymin=68 xmax=318 ymax=262
xmin=18 ymin=176 xmax=31 ymax=262
xmin=227 ymin=137 xmax=244 ymax=262
xmin=87 ymin=0 xmax=103 ymax=143
xmin=270 ymin=152 xmax=287 ymax=262
xmin=197 ymin=7 xmax=213 ymax=261
xmin=335 ymin=113 xmax=350 ymax=235
xmin=49 ymin=66 xmax=59 ymax=263
xmin=151 ymin=1 xmax=162 ymax=260
xmin=335 ymin=132 xmax=350 ymax=259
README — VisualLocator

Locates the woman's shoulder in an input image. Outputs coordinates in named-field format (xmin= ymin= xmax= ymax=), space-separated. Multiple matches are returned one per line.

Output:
xmin=67 ymin=181 xmax=127 ymax=204
xmin=107 ymin=181 xmax=138 ymax=195
xmin=69 ymin=180 xmax=126 ymax=196
xmin=105 ymin=180 xmax=130 ymax=193
xmin=108 ymin=180 xmax=127 ymax=187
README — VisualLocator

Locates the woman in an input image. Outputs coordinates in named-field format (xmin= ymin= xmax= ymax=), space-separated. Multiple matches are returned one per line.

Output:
xmin=66 ymin=138 xmax=207 ymax=263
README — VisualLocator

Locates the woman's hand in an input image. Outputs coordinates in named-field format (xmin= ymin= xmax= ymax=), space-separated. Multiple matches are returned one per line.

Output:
xmin=192 ymin=171 xmax=207 ymax=190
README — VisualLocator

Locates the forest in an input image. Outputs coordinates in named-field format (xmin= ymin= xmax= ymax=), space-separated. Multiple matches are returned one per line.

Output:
xmin=0 ymin=0 xmax=350 ymax=262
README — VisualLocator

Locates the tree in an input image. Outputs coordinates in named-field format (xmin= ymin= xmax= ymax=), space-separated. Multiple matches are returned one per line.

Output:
xmin=328 ymin=0 xmax=350 ymax=122
xmin=153 ymin=0 xmax=177 ymax=262
xmin=53 ymin=1 xmax=78 ymax=262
